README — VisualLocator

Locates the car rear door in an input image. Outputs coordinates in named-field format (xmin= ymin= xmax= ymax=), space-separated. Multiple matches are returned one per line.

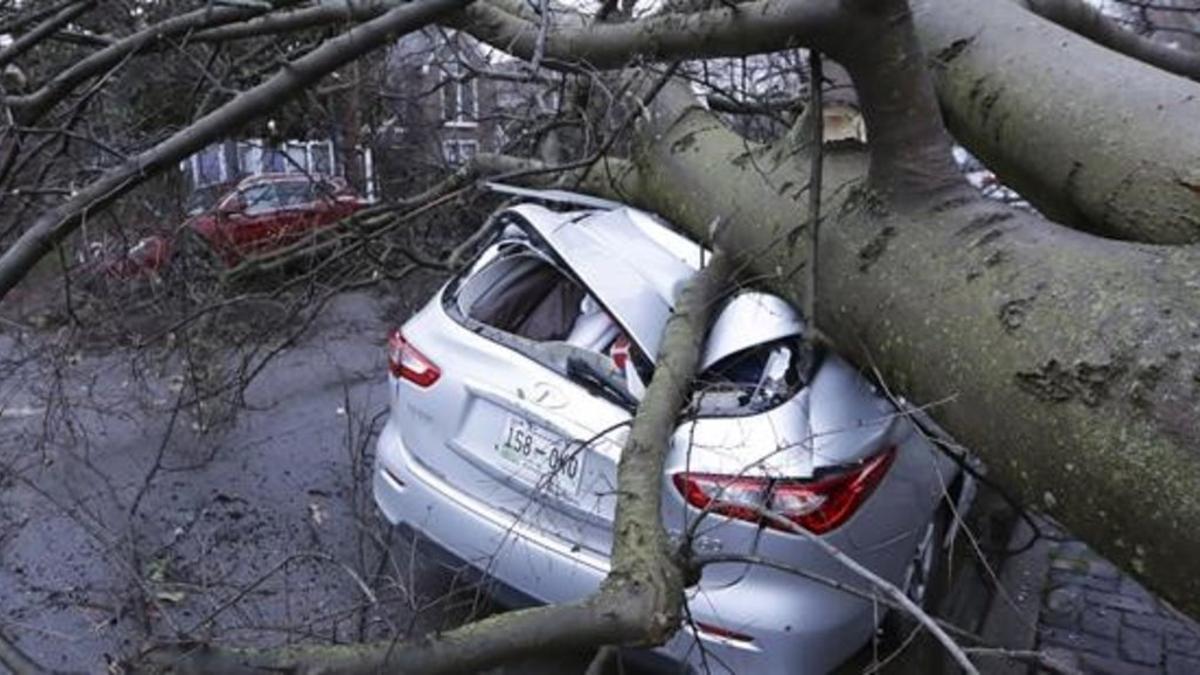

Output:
xmin=278 ymin=180 xmax=331 ymax=244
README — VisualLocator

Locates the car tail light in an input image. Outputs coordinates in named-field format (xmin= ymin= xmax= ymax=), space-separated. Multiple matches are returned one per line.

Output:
xmin=672 ymin=448 xmax=895 ymax=535
xmin=387 ymin=329 xmax=440 ymax=388
xmin=694 ymin=621 xmax=754 ymax=643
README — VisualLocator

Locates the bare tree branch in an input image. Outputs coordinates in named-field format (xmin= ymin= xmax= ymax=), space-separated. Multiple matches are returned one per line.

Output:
xmin=0 ymin=0 xmax=471 ymax=302
xmin=0 ymin=0 xmax=95 ymax=71
xmin=0 ymin=0 xmax=82 ymax=35
xmin=5 ymin=2 xmax=275 ymax=124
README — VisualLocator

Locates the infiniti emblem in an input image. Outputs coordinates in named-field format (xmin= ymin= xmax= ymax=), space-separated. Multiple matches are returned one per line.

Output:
xmin=526 ymin=381 xmax=568 ymax=409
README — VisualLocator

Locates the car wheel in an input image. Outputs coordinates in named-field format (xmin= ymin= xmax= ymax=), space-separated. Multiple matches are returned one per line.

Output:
xmin=878 ymin=503 xmax=952 ymax=651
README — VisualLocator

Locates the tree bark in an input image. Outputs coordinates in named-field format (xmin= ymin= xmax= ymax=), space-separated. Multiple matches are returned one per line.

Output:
xmin=1022 ymin=0 xmax=1200 ymax=84
xmin=451 ymin=0 xmax=1200 ymax=244
xmin=912 ymin=0 xmax=1200 ymax=243
xmin=567 ymin=79 xmax=1200 ymax=618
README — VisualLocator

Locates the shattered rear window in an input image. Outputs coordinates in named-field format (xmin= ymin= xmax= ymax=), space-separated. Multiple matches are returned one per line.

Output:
xmin=691 ymin=337 xmax=814 ymax=416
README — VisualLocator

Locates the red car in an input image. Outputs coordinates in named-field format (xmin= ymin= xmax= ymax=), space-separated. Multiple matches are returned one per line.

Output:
xmin=189 ymin=173 xmax=365 ymax=266
xmin=92 ymin=173 xmax=367 ymax=279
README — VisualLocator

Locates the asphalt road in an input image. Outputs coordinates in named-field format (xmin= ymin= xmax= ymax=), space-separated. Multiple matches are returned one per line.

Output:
xmin=0 ymin=285 xmax=496 ymax=672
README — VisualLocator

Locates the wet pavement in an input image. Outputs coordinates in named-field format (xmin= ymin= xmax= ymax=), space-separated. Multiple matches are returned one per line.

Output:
xmin=0 ymin=285 xmax=491 ymax=672
xmin=5 ymin=282 xmax=1200 ymax=675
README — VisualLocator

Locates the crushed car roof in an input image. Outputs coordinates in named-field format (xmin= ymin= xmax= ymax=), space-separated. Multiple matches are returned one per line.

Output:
xmin=505 ymin=202 xmax=804 ymax=365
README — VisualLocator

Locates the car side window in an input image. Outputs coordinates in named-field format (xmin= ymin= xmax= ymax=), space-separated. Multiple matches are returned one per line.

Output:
xmin=315 ymin=180 xmax=339 ymax=203
xmin=275 ymin=181 xmax=316 ymax=208
xmin=240 ymin=184 xmax=279 ymax=215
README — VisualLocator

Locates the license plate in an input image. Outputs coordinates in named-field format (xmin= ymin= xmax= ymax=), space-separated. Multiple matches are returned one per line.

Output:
xmin=495 ymin=417 xmax=585 ymax=497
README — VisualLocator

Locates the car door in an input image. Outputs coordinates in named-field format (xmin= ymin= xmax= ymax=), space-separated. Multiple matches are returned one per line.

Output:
xmin=267 ymin=180 xmax=322 ymax=247
xmin=217 ymin=183 xmax=278 ymax=257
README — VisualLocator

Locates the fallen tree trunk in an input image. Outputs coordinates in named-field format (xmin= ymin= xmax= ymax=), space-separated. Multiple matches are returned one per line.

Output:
xmin=557 ymin=79 xmax=1200 ymax=617
xmin=912 ymin=0 xmax=1200 ymax=243
xmin=450 ymin=0 xmax=1200 ymax=245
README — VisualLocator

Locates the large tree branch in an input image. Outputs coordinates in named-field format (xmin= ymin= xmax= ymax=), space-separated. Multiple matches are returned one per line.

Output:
xmin=0 ymin=0 xmax=470 ymax=302
xmin=450 ymin=0 xmax=844 ymax=67
xmin=566 ymin=65 xmax=1200 ymax=619
xmin=454 ymin=0 xmax=1200 ymax=243
xmin=1021 ymin=0 xmax=1200 ymax=83
xmin=912 ymin=0 xmax=1200 ymax=243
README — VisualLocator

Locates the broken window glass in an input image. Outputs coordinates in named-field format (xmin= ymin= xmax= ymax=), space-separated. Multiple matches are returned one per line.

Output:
xmin=692 ymin=337 xmax=814 ymax=416
xmin=451 ymin=240 xmax=645 ymax=408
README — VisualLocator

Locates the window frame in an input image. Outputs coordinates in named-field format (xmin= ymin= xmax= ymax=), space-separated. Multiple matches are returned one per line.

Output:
xmin=190 ymin=144 xmax=229 ymax=188
xmin=442 ymin=138 xmax=479 ymax=166
xmin=441 ymin=62 xmax=479 ymax=128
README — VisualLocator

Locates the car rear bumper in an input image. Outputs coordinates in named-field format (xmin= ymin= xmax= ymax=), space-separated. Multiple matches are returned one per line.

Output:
xmin=374 ymin=420 xmax=876 ymax=674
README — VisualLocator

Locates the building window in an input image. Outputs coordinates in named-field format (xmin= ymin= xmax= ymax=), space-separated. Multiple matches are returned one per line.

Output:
xmin=442 ymin=139 xmax=478 ymax=166
xmin=310 ymin=140 xmax=334 ymax=176
xmin=238 ymin=141 xmax=264 ymax=175
xmin=283 ymin=141 xmax=309 ymax=173
xmin=190 ymin=144 xmax=228 ymax=187
xmin=263 ymin=146 xmax=287 ymax=172
xmin=441 ymin=63 xmax=478 ymax=128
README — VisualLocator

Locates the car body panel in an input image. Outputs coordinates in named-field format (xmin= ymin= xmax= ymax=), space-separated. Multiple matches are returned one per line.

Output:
xmin=701 ymin=292 xmax=808 ymax=370
xmin=89 ymin=235 xmax=172 ymax=280
xmin=391 ymin=297 xmax=629 ymax=559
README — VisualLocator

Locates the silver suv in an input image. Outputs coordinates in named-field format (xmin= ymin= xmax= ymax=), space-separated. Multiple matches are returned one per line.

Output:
xmin=373 ymin=190 xmax=963 ymax=673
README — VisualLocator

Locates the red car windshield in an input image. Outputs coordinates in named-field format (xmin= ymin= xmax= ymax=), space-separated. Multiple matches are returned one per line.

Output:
xmin=238 ymin=180 xmax=327 ymax=214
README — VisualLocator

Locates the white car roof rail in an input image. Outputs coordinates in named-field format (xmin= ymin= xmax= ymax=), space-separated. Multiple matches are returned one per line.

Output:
xmin=484 ymin=182 xmax=626 ymax=212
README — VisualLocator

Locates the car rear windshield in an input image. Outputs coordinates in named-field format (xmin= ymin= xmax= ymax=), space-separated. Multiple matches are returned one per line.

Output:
xmin=459 ymin=247 xmax=586 ymax=341
xmin=449 ymin=238 xmax=649 ymax=410
xmin=691 ymin=336 xmax=814 ymax=416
